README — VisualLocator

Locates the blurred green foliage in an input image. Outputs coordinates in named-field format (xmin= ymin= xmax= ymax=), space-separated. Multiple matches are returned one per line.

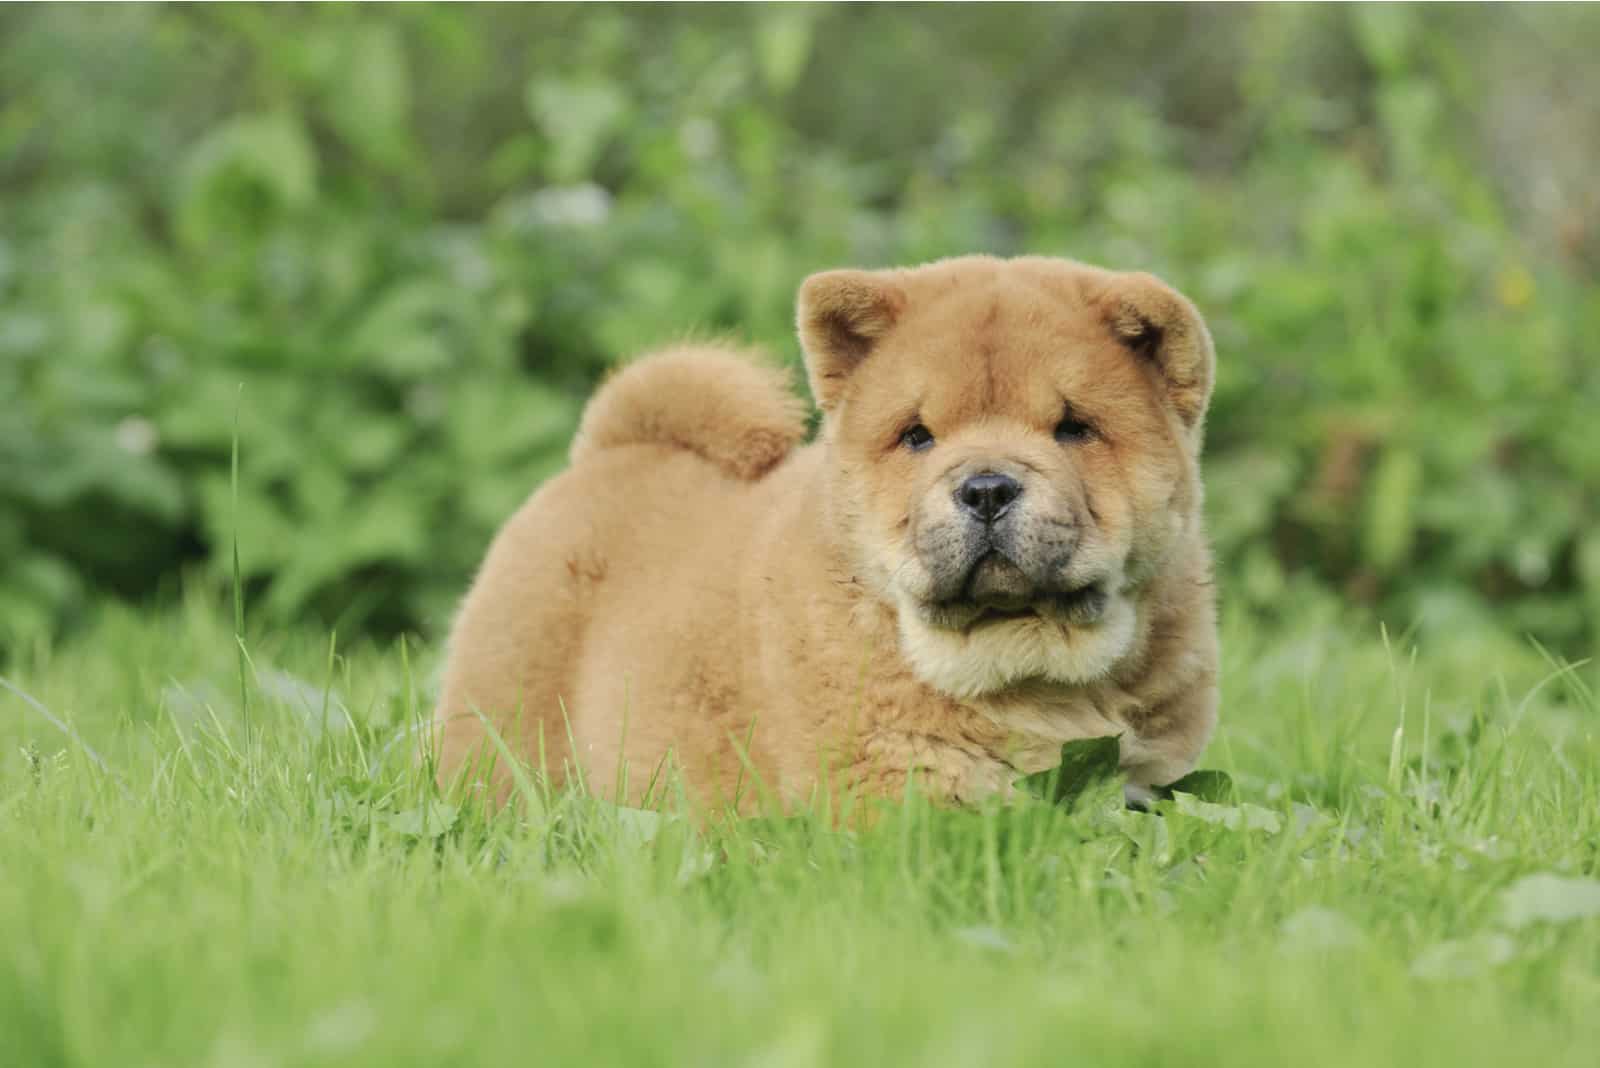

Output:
xmin=3 ymin=4 xmax=1598 ymax=653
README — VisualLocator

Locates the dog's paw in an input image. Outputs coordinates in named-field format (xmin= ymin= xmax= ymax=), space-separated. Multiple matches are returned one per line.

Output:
xmin=1123 ymin=782 xmax=1158 ymax=812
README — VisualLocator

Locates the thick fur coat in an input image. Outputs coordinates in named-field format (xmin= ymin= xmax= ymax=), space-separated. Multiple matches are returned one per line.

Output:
xmin=433 ymin=255 xmax=1219 ymax=811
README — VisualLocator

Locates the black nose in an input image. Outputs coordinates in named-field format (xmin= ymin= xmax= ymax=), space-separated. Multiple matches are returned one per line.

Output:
xmin=955 ymin=473 xmax=1022 ymax=523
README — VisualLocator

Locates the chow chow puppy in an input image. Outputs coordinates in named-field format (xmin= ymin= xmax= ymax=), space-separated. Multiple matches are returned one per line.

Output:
xmin=433 ymin=255 xmax=1218 ymax=811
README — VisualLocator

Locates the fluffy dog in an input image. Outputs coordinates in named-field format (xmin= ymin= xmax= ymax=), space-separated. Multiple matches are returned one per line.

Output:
xmin=433 ymin=255 xmax=1218 ymax=810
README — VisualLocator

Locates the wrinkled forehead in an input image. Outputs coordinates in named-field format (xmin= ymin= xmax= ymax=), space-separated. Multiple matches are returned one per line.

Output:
xmin=855 ymin=275 xmax=1152 ymax=422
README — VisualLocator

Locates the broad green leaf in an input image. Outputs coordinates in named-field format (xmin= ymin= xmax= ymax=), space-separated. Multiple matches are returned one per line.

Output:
xmin=1410 ymin=934 xmax=1514 ymax=980
xmin=953 ymin=926 xmax=1016 ymax=955
xmin=1160 ymin=769 xmax=1235 ymax=803
xmin=1170 ymin=793 xmax=1283 ymax=834
xmin=387 ymin=802 xmax=458 ymax=840
xmin=325 ymin=25 xmax=412 ymax=169
xmin=526 ymin=78 xmax=627 ymax=182
xmin=1500 ymin=874 xmax=1600 ymax=929
xmin=612 ymin=805 xmax=668 ymax=845
xmin=756 ymin=9 xmax=815 ymax=94
xmin=1353 ymin=5 xmax=1420 ymax=77
xmin=1577 ymin=532 xmax=1600 ymax=622
xmin=343 ymin=280 xmax=468 ymax=379
xmin=1279 ymin=907 xmax=1365 ymax=953
xmin=1016 ymin=735 xmax=1122 ymax=806
xmin=1364 ymin=446 xmax=1421 ymax=574
xmin=177 ymin=112 xmax=317 ymax=244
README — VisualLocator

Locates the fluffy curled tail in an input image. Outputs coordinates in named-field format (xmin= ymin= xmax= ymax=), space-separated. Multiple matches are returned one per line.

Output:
xmin=569 ymin=343 xmax=809 ymax=481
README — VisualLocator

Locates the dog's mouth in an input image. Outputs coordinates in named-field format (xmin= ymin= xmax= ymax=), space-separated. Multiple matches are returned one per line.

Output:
xmin=959 ymin=584 xmax=1107 ymax=630
xmin=970 ymin=585 xmax=1104 ymax=624
xmin=927 ymin=553 xmax=1109 ymax=630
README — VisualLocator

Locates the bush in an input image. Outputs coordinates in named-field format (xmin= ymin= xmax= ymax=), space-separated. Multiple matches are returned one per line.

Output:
xmin=3 ymin=5 xmax=1598 ymax=653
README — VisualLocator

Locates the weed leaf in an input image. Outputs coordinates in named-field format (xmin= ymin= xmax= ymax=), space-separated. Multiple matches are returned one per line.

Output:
xmin=1016 ymin=735 xmax=1122 ymax=806
xmin=1500 ymin=874 xmax=1600 ymax=929
xmin=387 ymin=802 xmax=458 ymax=841
xmin=1411 ymin=934 xmax=1515 ymax=980
xmin=1170 ymin=793 xmax=1283 ymax=834
xmin=1159 ymin=769 xmax=1236 ymax=803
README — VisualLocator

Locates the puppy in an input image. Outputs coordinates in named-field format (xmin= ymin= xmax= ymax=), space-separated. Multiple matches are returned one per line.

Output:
xmin=433 ymin=255 xmax=1218 ymax=811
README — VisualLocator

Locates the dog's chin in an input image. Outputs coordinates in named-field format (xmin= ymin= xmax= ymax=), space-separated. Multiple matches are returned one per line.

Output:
xmin=895 ymin=579 xmax=1138 ymax=700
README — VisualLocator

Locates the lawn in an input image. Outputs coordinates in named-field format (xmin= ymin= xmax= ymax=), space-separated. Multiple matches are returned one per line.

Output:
xmin=3 ymin=592 xmax=1597 ymax=1067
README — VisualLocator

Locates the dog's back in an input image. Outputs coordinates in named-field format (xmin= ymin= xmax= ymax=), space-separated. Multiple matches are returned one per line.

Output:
xmin=432 ymin=345 xmax=807 ymax=801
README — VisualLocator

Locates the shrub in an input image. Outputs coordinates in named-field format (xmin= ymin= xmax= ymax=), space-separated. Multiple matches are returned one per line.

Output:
xmin=2 ymin=5 xmax=1597 ymax=653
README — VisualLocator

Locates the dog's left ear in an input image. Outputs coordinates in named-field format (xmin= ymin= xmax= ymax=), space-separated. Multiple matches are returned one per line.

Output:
xmin=796 ymin=269 xmax=906 ymax=410
xmin=1098 ymin=273 xmax=1216 ymax=438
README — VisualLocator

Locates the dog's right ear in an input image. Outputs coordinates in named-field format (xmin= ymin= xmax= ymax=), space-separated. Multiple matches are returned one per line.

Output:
xmin=796 ymin=269 xmax=905 ymax=410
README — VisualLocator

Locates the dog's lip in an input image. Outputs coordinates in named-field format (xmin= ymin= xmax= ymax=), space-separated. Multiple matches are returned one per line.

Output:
xmin=937 ymin=580 xmax=1107 ymax=629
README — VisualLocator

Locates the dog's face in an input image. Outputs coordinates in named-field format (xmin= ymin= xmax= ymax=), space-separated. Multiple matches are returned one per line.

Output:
xmin=798 ymin=256 xmax=1214 ymax=698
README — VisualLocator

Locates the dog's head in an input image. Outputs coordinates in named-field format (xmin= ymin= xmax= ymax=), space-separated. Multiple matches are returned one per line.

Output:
xmin=798 ymin=256 xmax=1214 ymax=697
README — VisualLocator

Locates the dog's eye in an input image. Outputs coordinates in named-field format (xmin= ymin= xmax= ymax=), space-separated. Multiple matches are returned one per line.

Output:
xmin=1054 ymin=413 xmax=1096 ymax=444
xmin=900 ymin=423 xmax=935 ymax=452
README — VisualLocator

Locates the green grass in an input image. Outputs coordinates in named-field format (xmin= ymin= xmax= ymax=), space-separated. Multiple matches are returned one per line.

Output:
xmin=3 ymin=591 xmax=1598 ymax=1067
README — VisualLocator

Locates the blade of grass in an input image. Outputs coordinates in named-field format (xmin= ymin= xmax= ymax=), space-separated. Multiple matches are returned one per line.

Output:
xmin=231 ymin=385 xmax=250 ymax=739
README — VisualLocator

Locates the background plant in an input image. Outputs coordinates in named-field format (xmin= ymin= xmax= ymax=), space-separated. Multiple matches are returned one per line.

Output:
xmin=3 ymin=4 xmax=1597 ymax=655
